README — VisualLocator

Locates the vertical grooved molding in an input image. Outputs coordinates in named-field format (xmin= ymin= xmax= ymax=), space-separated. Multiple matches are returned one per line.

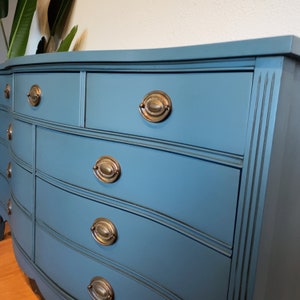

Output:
xmin=32 ymin=123 xmax=37 ymax=261
xmin=229 ymin=57 xmax=284 ymax=300
xmin=79 ymin=71 xmax=87 ymax=128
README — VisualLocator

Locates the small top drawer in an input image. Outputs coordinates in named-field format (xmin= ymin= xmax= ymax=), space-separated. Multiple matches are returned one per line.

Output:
xmin=86 ymin=72 xmax=253 ymax=155
xmin=14 ymin=73 xmax=81 ymax=126
xmin=0 ymin=75 xmax=12 ymax=107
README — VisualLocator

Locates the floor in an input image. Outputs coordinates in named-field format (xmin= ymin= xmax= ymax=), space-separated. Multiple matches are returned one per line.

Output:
xmin=0 ymin=222 xmax=40 ymax=300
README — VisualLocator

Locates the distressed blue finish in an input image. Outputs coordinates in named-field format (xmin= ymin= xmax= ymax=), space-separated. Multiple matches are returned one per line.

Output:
xmin=1 ymin=36 xmax=300 ymax=299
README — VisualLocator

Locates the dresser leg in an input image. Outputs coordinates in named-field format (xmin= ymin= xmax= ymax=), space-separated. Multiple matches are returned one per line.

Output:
xmin=0 ymin=216 xmax=5 ymax=241
xmin=29 ymin=278 xmax=45 ymax=300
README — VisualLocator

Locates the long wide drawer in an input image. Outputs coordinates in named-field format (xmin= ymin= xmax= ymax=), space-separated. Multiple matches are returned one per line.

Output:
xmin=36 ymin=127 xmax=240 ymax=246
xmin=35 ymin=216 xmax=231 ymax=300
xmin=86 ymin=72 xmax=253 ymax=154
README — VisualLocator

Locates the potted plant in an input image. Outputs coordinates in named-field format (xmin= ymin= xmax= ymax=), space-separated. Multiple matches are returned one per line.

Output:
xmin=0 ymin=0 xmax=78 ymax=58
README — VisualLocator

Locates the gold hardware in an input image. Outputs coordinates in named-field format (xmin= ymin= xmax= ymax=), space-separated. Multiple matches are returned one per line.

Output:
xmin=27 ymin=84 xmax=41 ymax=106
xmin=6 ymin=162 xmax=12 ymax=178
xmin=90 ymin=218 xmax=117 ymax=246
xmin=4 ymin=84 xmax=10 ymax=99
xmin=6 ymin=123 xmax=12 ymax=140
xmin=93 ymin=156 xmax=121 ymax=183
xmin=87 ymin=276 xmax=114 ymax=300
xmin=7 ymin=199 xmax=12 ymax=215
xmin=139 ymin=90 xmax=172 ymax=122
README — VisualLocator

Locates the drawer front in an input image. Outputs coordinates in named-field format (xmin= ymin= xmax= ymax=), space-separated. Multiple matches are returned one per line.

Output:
xmin=0 ymin=175 xmax=9 ymax=219
xmin=35 ymin=223 xmax=230 ymax=300
xmin=0 ymin=142 xmax=9 ymax=176
xmin=14 ymin=73 xmax=81 ymax=126
xmin=36 ymin=128 xmax=240 ymax=245
xmin=9 ymin=198 xmax=33 ymax=258
xmin=86 ymin=72 xmax=252 ymax=155
xmin=0 ymin=75 xmax=12 ymax=107
xmin=10 ymin=162 xmax=33 ymax=213
xmin=0 ymin=110 xmax=10 ymax=141
xmin=11 ymin=119 xmax=33 ymax=165
xmin=35 ymin=226 xmax=170 ymax=300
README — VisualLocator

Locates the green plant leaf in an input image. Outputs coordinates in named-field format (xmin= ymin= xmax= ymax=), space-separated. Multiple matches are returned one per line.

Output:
xmin=57 ymin=24 xmax=77 ymax=52
xmin=0 ymin=0 xmax=8 ymax=18
xmin=44 ymin=0 xmax=74 ymax=52
xmin=48 ymin=0 xmax=73 ymax=37
xmin=7 ymin=0 xmax=37 ymax=58
xmin=0 ymin=0 xmax=9 ymax=50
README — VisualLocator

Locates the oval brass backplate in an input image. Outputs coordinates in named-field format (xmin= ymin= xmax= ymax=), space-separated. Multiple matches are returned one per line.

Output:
xmin=90 ymin=218 xmax=118 ymax=246
xmin=93 ymin=156 xmax=121 ymax=183
xmin=6 ymin=123 xmax=12 ymax=140
xmin=4 ymin=84 xmax=10 ymax=99
xmin=6 ymin=162 xmax=12 ymax=178
xmin=139 ymin=90 xmax=172 ymax=123
xmin=87 ymin=276 xmax=114 ymax=300
xmin=27 ymin=84 xmax=41 ymax=106
xmin=7 ymin=199 xmax=12 ymax=215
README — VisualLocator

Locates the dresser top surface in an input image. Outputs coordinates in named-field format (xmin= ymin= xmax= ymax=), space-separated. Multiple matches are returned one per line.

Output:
xmin=2 ymin=35 xmax=300 ymax=69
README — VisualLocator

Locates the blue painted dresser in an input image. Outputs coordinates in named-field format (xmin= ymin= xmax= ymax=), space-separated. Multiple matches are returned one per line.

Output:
xmin=0 ymin=36 xmax=300 ymax=299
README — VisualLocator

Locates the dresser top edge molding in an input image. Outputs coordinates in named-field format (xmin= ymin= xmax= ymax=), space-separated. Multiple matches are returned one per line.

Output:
xmin=1 ymin=35 xmax=300 ymax=69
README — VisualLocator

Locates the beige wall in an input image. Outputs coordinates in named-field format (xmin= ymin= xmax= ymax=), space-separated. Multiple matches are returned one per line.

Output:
xmin=69 ymin=0 xmax=300 ymax=50
xmin=2 ymin=0 xmax=300 ymax=60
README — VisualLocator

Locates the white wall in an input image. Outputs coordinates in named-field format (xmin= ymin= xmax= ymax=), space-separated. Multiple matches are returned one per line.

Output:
xmin=69 ymin=0 xmax=300 ymax=50
xmin=2 ymin=0 xmax=300 ymax=61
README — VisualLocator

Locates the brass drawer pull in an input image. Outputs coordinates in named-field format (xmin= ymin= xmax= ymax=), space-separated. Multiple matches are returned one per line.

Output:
xmin=93 ymin=156 xmax=121 ymax=183
xmin=27 ymin=84 xmax=41 ymax=106
xmin=87 ymin=276 xmax=114 ymax=300
xmin=4 ymin=84 xmax=10 ymax=99
xmin=90 ymin=218 xmax=117 ymax=246
xmin=6 ymin=123 xmax=12 ymax=140
xmin=6 ymin=162 xmax=12 ymax=178
xmin=7 ymin=199 xmax=12 ymax=215
xmin=139 ymin=90 xmax=172 ymax=122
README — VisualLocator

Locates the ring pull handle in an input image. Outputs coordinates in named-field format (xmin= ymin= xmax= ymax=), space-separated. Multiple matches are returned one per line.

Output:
xmin=27 ymin=84 xmax=41 ymax=106
xmin=7 ymin=199 xmax=12 ymax=215
xmin=139 ymin=90 xmax=172 ymax=123
xmin=90 ymin=218 xmax=117 ymax=246
xmin=87 ymin=276 xmax=114 ymax=300
xmin=7 ymin=123 xmax=12 ymax=140
xmin=4 ymin=84 xmax=10 ymax=99
xmin=93 ymin=156 xmax=121 ymax=183
xmin=6 ymin=162 xmax=12 ymax=178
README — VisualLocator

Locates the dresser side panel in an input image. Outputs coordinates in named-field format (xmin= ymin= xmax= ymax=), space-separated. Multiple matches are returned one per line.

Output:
xmin=253 ymin=58 xmax=300 ymax=300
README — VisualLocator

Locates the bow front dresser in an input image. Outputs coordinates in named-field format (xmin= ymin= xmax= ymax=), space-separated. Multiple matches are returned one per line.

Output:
xmin=0 ymin=36 xmax=300 ymax=300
